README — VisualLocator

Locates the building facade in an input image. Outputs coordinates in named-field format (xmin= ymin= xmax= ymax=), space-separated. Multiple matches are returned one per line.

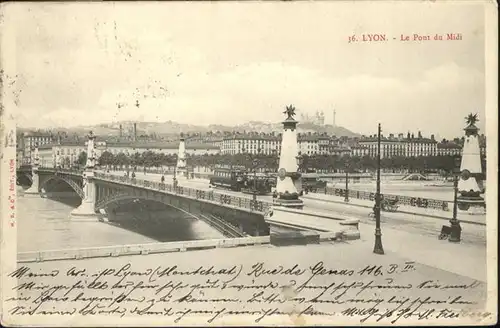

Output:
xmin=21 ymin=131 xmax=54 ymax=164
xmin=221 ymin=133 xmax=281 ymax=155
xmin=357 ymin=132 xmax=438 ymax=158
xmin=436 ymin=141 xmax=462 ymax=156
xmin=218 ymin=132 xmax=348 ymax=156
xmin=436 ymin=135 xmax=487 ymax=157
xmin=105 ymin=141 xmax=220 ymax=156
xmin=31 ymin=139 xmax=220 ymax=168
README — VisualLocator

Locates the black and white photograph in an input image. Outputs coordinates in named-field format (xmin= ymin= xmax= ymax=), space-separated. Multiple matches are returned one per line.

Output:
xmin=0 ymin=1 xmax=497 ymax=326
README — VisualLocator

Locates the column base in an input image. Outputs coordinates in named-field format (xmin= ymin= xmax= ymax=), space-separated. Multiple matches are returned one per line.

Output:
xmin=71 ymin=202 xmax=98 ymax=221
xmin=274 ymin=198 xmax=304 ymax=209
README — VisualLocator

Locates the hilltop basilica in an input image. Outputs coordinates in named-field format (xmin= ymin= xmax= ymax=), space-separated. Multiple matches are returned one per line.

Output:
xmin=300 ymin=111 xmax=325 ymax=125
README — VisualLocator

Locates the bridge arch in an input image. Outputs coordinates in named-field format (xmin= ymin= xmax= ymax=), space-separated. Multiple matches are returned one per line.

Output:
xmin=96 ymin=191 xmax=247 ymax=237
xmin=95 ymin=191 xmax=201 ymax=221
xmin=95 ymin=188 xmax=267 ymax=237
xmin=40 ymin=175 xmax=84 ymax=199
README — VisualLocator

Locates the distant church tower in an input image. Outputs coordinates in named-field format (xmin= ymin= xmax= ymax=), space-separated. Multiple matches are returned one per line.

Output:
xmin=332 ymin=109 xmax=337 ymax=127
xmin=319 ymin=111 xmax=325 ymax=125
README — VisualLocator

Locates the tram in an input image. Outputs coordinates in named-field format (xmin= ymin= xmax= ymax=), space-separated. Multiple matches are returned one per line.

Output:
xmin=241 ymin=173 xmax=273 ymax=195
xmin=268 ymin=172 xmax=326 ymax=195
xmin=300 ymin=173 xmax=327 ymax=193
xmin=209 ymin=165 xmax=247 ymax=191
xmin=209 ymin=165 xmax=274 ymax=194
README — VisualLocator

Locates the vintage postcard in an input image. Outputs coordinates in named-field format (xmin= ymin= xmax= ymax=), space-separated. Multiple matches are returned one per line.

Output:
xmin=0 ymin=0 xmax=498 ymax=326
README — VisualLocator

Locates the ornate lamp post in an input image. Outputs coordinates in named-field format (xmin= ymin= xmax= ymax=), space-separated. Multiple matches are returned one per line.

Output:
xmin=373 ymin=123 xmax=385 ymax=255
xmin=449 ymin=157 xmax=462 ymax=243
xmin=344 ymin=161 xmax=350 ymax=202
xmin=252 ymin=158 xmax=259 ymax=203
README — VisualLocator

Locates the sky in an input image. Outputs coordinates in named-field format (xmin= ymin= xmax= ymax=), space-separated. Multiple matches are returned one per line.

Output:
xmin=1 ymin=1 xmax=488 ymax=138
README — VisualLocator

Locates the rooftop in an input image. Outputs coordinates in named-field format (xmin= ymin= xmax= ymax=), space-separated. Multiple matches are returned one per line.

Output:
xmin=359 ymin=137 xmax=437 ymax=143
xmin=437 ymin=142 xmax=462 ymax=149
xmin=23 ymin=132 xmax=53 ymax=138
xmin=30 ymin=140 xmax=220 ymax=150
xmin=106 ymin=141 xmax=219 ymax=150
xmin=224 ymin=134 xmax=281 ymax=141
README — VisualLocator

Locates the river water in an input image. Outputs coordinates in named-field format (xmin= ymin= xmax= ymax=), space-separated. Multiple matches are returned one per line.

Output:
xmin=16 ymin=186 xmax=224 ymax=253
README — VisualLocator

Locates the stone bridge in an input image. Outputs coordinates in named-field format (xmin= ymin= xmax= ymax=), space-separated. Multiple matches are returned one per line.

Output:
xmin=19 ymin=166 xmax=85 ymax=198
xmin=18 ymin=166 xmax=271 ymax=236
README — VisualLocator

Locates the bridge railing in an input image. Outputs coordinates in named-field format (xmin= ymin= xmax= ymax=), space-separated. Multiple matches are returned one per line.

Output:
xmin=314 ymin=186 xmax=450 ymax=211
xmin=39 ymin=167 xmax=84 ymax=175
xmin=94 ymin=172 xmax=272 ymax=214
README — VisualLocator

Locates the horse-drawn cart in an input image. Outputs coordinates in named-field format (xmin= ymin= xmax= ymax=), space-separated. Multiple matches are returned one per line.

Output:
xmin=381 ymin=199 xmax=399 ymax=212
xmin=368 ymin=199 xmax=399 ymax=218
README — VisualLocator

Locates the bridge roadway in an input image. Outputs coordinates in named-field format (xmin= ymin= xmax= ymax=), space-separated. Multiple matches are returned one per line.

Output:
xmin=104 ymin=170 xmax=486 ymax=247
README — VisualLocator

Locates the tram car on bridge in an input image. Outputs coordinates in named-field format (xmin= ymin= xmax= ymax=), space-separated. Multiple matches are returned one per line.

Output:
xmin=297 ymin=173 xmax=327 ymax=194
xmin=268 ymin=171 xmax=326 ymax=195
xmin=209 ymin=165 xmax=247 ymax=191
xmin=241 ymin=172 xmax=273 ymax=195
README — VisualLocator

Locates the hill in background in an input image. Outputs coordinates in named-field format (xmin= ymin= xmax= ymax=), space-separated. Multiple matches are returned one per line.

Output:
xmin=18 ymin=120 xmax=360 ymax=139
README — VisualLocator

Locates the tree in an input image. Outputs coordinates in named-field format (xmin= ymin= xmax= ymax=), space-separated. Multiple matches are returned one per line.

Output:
xmin=360 ymin=155 xmax=375 ymax=172
xmin=99 ymin=151 xmax=115 ymax=166
xmin=115 ymin=152 xmax=130 ymax=169
xmin=77 ymin=151 xmax=87 ymax=166
xmin=141 ymin=151 xmax=156 ymax=168
xmin=131 ymin=152 xmax=142 ymax=167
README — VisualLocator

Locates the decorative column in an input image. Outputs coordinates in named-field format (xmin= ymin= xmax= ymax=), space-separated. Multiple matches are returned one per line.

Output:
xmin=176 ymin=133 xmax=188 ymax=180
xmin=56 ymin=147 xmax=62 ymax=168
xmin=274 ymin=105 xmax=304 ymax=208
xmin=457 ymin=113 xmax=485 ymax=212
xmin=71 ymin=131 xmax=97 ymax=218
xmin=25 ymin=145 xmax=40 ymax=194
xmin=52 ymin=147 xmax=57 ymax=168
